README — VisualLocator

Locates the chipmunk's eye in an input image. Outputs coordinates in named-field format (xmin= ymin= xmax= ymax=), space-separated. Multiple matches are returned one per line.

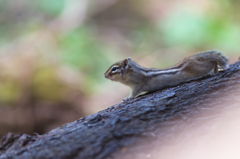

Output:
xmin=111 ymin=66 xmax=118 ymax=72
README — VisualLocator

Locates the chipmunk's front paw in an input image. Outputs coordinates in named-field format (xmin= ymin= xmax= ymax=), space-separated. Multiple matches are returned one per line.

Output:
xmin=122 ymin=96 xmax=134 ymax=102
xmin=225 ymin=65 xmax=230 ymax=70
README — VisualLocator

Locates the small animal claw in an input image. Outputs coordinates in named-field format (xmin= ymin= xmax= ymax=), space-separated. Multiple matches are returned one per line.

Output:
xmin=122 ymin=96 xmax=134 ymax=102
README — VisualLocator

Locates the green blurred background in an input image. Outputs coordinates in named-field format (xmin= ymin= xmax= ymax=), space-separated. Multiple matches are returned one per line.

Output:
xmin=0 ymin=0 xmax=239 ymax=135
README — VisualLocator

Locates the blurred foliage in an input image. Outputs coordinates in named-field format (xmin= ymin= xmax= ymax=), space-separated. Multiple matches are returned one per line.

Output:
xmin=32 ymin=67 xmax=64 ymax=101
xmin=59 ymin=27 xmax=107 ymax=74
xmin=58 ymin=26 xmax=117 ymax=93
xmin=0 ymin=78 xmax=20 ymax=104
xmin=35 ymin=0 xmax=65 ymax=16
xmin=160 ymin=9 xmax=240 ymax=51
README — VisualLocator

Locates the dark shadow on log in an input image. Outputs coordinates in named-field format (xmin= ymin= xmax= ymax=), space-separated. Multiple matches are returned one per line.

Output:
xmin=1 ymin=60 xmax=240 ymax=159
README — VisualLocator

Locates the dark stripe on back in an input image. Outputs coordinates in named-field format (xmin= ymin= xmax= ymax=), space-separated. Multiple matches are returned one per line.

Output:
xmin=129 ymin=60 xmax=186 ymax=74
xmin=164 ymin=60 xmax=187 ymax=70
xmin=148 ymin=70 xmax=179 ymax=77
xmin=131 ymin=60 xmax=187 ymax=72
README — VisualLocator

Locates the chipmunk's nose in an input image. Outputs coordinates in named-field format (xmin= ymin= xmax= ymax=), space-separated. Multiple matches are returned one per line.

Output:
xmin=104 ymin=73 xmax=107 ymax=78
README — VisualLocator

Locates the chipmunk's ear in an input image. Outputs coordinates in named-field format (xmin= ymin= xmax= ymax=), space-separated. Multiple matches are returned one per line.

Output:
xmin=121 ymin=58 xmax=129 ymax=75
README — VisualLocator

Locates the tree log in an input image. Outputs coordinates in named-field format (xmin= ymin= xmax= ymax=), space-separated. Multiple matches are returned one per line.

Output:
xmin=1 ymin=60 xmax=240 ymax=159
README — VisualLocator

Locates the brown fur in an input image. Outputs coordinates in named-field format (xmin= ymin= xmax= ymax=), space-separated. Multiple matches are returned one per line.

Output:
xmin=104 ymin=51 xmax=229 ymax=99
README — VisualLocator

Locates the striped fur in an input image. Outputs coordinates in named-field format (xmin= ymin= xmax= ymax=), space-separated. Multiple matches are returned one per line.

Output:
xmin=104 ymin=51 xmax=229 ymax=99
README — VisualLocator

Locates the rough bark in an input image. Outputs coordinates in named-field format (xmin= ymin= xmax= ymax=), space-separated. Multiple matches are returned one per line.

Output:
xmin=1 ymin=60 xmax=240 ymax=159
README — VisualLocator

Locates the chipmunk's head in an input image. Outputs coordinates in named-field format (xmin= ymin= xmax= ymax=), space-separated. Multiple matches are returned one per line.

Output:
xmin=104 ymin=57 xmax=131 ymax=82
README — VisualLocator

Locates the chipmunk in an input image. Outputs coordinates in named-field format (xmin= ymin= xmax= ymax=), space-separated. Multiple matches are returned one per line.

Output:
xmin=104 ymin=50 xmax=229 ymax=100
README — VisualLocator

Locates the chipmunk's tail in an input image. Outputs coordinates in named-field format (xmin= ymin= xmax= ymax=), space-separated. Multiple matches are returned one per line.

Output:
xmin=197 ymin=50 xmax=229 ymax=70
